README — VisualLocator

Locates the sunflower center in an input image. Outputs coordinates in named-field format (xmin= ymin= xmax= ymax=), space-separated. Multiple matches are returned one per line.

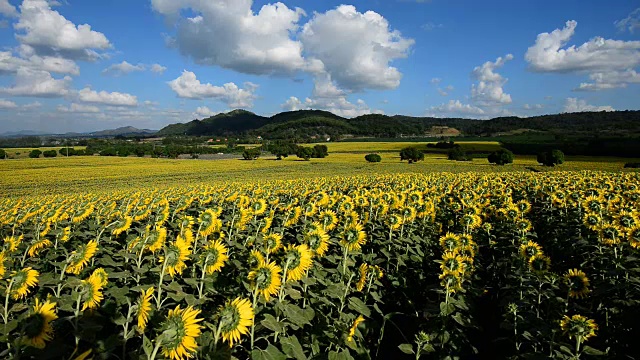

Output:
xmin=24 ymin=313 xmax=45 ymax=338
xmin=219 ymin=306 xmax=240 ymax=333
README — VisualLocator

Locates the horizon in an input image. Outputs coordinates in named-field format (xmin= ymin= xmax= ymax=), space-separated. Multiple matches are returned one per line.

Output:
xmin=0 ymin=0 xmax=639 ymax=133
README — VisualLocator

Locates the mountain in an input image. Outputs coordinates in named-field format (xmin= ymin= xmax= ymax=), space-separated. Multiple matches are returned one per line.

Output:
xmin=89 ymin=126 xmax=156 ymax=137
xmin=0 ymin=130 xmax=48 ymax=137
xmin=157 ymin=109 xmax=640 ymax=139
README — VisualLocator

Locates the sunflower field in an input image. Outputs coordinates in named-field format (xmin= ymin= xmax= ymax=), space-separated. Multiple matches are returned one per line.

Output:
xmin=1 ymin=171 xmax=640 ymax=359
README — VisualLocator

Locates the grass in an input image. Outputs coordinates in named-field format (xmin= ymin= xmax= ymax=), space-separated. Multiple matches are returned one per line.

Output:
xmin=1 ymin=146 xmax=637 ymax=197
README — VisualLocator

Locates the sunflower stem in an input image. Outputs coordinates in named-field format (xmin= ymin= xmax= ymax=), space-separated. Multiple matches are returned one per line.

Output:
xmin=74 ymin=289 xmax=82 ymax=346
xmin=2 ymin=278 xmax=14 ymax=329
xmin=156 ymin=254 xmax=168 ymax=309
xmin=250 ymin=288 xmax=258 ymax=350
xmin=148 ymin=335 xmax=163 ymax=360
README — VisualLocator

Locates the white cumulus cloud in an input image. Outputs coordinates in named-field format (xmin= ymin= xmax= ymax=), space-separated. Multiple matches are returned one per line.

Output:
xmin=78 ymin=87 xmax=138 ymax=107
xmin=563 ymin=98 xmax=614 ymax=113
xmin=152 ymin=0 xmax=307 ymax=75
xmin=0 ymin=67 xmax=72 ymax=97
xmin=0 ymin=51 xmax=79 ymax=75
xmin=0 ymin=0 xmax=17 ymax=17
xmin=57 ymin=102 xmax=101 ymax=113
xmin=150 ymin=63 xmax=167 ymax=74
xmin=15 ymin=0 xmax=111 ymax=60
xmin=194 ymin=106 xmax=216 ymax=118
xmin=168 ymin=70 xmax=258 ymax=108
xmin=0 ymin=98 xmax=17 ymax=109
xmin=301 ymin=5 xmax=414 ymax=91
xmin=615 ymin=8 xmax=640 ymax=34
xmin=102 ymin=61 xmax=146 ymax=76
xmin=471 ymin=54 xmax=513 ymax=105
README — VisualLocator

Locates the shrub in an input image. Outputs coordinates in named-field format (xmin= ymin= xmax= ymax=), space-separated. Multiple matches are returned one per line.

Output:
xmin=400 ymin=147 xmax=424 ymax=163
xmin=447 ymin=146 xmax=471 ymax=161
xmin=365 ymin=154 xmax=382 ymax=163
xmin=58 ymin=148 xmax=77 ymax=156
xmin=296 ymin=146 xmax=314 ymax=161
xmin=42 ymin=150 xmax=57 ymax=158
xmin=0 ymin=149 xmax=6 ymax=159
xmin=537 ymin=150 xmax=565 ymax=166
xmin=242 ymin=148 xmax=261 ymax=160
xmin=312 ymin=144 xmax=329 ymax=158
xmin=488 ymin=149 xmax=514 ymax=165
xmin=100 ymin=148 xmax=117 ymax=156
xmin=29 ymin=149 xmax=42 ymax=158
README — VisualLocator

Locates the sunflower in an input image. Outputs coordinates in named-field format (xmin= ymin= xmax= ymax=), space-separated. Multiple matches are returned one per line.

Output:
xmin=28 ymin=238 xmax=52 ymax=257
xmin=66 ymin=240 xmax=98 ymax=275
xmin=146 ymin=227 xmax=167 ymax=253
xmin=248 ymin=261 xmax=282 ymax=301
xmin=515 ymin=200 xmax=531 ymax=214
xmin=305 ymin=229 xmax=330 ymax=257
xmin=248 ymin=250 xmax=265 ymax=269
xmin=439 ymin=270 xmax=463 ymax=293
xmin=4 ymin=234 xmax=23 ymax=252
xmin=515 ymin=219 xmax=533 ymax=233
xmin=161 ymin=306 xmax=203 ymax=360
xmin=628 ymin=226 xmax=640 ymax=249
xmin=441 ymin=252 xmax=465 ymax=274
xmin=0 ymin=251 xmax=6 ymax=278
xmin=136 ymin=287 xmax=154 ymax=333
xmin=80 ymin=275 xmax=103 ymax=311
xmin=112 ymin=216 xmax=133 ymax=236
xmin=250 ymin=199 xmax=268 ymax=216
xmin=582 ymin=195 xmax=603 ymax=213
xmin=340 ymin=223 xmax=367 ymax=252
xmin=260 ymin=213 xmax=274 ymax=234
xmin=263 ymin=233 xmax=283 ymax=254
xmin=59 ymin=226 xmax=71 ymax=243
xmin=218 ymin=298 xmax=254 ymax=347
xmin=161 ymin=239 xmax=191 ymax=277
xmin=528 ymin=254 xmax=551 ymax=273
xmin=203 ymin=239 xmax=229 ymax=274
xmin=22 ymin=299 xmax=57 ymax=349
xmin=560 ymin=315 xmax=597 ymax=341
xmin=386 ymin=214 xmax=403 ymax=231
xmin=565 ymin=269 xmax=590 ymax=298
xmin=284 ymin=206 xmax=302 ymax=227
xmin=318 ymin=210 xmax=338 ymax=231
xmin=439 ymin=233 xmax=460 ymax=252
xmin=10 ymin=267 xmax=39 ymax=300
xmin=599 ymin=223 xmax=621 ymax=246
xmin=347 ymin=315 xmax=365 ymax=342
xmin=284 ymin=244 xmax=314 ymax=282
xmin=583 ymin=212 xmax=601 ymax=231
xmin=89 ymin=268 xmax=109 ymax=287
xmin=519 ymin=241 xmax=542 ymax=259
xmin=356 ymin=263 xmax=369 ymax=291
xmin=198 ymin=209 xmax=220 ymax=237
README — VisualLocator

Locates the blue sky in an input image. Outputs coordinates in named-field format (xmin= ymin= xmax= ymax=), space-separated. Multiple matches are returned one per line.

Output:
xmin=0 ymin=0 xmax=639 ymax=133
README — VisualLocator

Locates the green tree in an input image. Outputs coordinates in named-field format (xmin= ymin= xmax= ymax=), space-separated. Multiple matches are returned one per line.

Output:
xmin=242 ymin=148 xmax=261 ymax=160
xmin=488 ymin=149 xmax=514 ymax=165
xmin=365 ymin=153 xmax=381 ymax=163
xmin=29 ymin=149 xmax=42 ymax=158
xmin=400 ymin=147 xmax=424 ymax=163
xmin=312 ymin=144 xmax=329 ymax=158
xmin=537 ymin=149 xmax=565 ymax=166
xmin=42 ymin=150 xmax=57 ymax=158
xmin=0 ymin=149 xmax=6 ymax=159
xmin=59 ymin=147 xmax=76 ymax=156
xmin=296 ymin=146 xmax=314 ymax=161
xmin=447 ymin=146 xmax=470 ymax=161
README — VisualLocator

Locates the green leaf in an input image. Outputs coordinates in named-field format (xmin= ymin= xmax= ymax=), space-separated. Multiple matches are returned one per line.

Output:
xmin=348 ymin=297 xmax=371 ymax=317
xmin=440 ymin=302 xmax=455 ymax=316
xmin=261 ymin=314 xmax=285 ymax=333
xmin=99 ymin=254 xmax=119 ymax=267
xmin=582 ymin=346 xmax=605 ymax=356
xmin=283 ymin=304 xmax=310 ymax=328
xmin=398 ymin=344 xmax=414 ymax=355
xmin=285 ymin=287 xmax=303 ymax=300
xmin=106 ymin=286 xmax=130 ymax=305
xmin=252 ymin=344 xmax=287 ymax=360
xmin=328 ymin=350 xmax=354 ymax=360
xmin=280 ymin=336 xmax=306 ymax=360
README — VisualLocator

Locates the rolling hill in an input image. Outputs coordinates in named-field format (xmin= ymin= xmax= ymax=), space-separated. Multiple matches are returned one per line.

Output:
xmin=157 ymin=109 xmax=640 ymax=139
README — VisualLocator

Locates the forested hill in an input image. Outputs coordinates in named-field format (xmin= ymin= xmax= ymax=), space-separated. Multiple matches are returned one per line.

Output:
xmin=156 ymin=109 xmax=640 ymax=138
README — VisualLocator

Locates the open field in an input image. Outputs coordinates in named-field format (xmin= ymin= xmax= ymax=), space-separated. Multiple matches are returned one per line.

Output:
xmin=1 ymin=150 xmax=638 ymax=197
xmin=0 ymin=169 xmax=639 ymax=359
